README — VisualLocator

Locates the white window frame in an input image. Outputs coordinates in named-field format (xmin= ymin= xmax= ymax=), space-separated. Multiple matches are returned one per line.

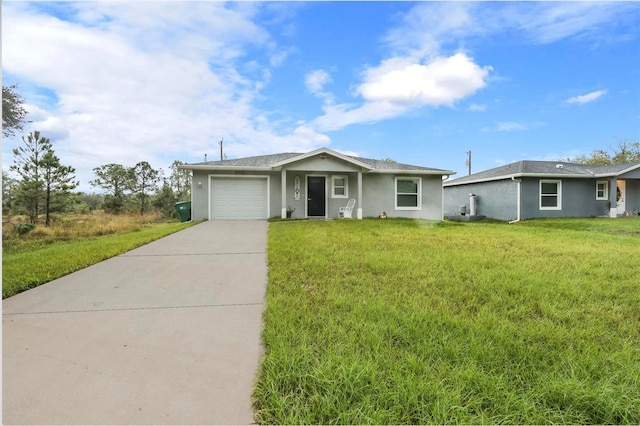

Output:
xmin=539 ymin=179 xmax=562 ymax=210
xmin=596 ymin=181 xmax=609 ymax=200
xmin=331 ymin=175 xmax=348 ymax=199
xmin=395 ymin=177 xmax=422 ymax=210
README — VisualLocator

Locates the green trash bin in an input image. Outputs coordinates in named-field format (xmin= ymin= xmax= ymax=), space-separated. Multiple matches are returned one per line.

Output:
xmin=174 ymin=201 xmax=192 ymax=222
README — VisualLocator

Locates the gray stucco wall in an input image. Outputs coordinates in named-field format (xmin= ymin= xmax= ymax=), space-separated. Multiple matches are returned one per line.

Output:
xmin=444 ymin=179 xmax=518 ymax=221
xmin=281 ymin=170 xmax=361 ymax=219
xmin=622 ymin=179 xmax=640 ymax=215
xmin=362 ymin=174 xmax=443 ymax=220
xmin=520 ymin=178 xmax=609 ymax=219
xmin=190 ymin=170 xmax=280 ymax=220
xmin=444 ymin=175 xmax=640 ymax=221
xmin=190 ymin=169 xmax=210 ymax=221
xmin=619 ymin=169 xmax=640 ymax=215
xmin=191 ymin=165 xmax=445 ymax=220
xmin=281 ymin=156 xmax=363 ymax=219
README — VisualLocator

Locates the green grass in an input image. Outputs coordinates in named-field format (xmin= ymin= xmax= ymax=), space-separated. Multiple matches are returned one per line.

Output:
xmin=3 ymin=221 xmax=197 ymax=298
xmin=254 ymin=218 xmax=640 ymax=424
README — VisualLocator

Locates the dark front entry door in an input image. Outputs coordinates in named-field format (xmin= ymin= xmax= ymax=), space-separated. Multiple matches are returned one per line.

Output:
xmin=307 ymin=176 xmax=326 ymax=217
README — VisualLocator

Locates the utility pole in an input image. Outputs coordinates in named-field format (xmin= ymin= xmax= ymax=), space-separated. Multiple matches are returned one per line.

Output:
xmin=219 ymin=137 xmax=224 ymax=161
xmin=465 ymin=150 xmax=472 ymax=176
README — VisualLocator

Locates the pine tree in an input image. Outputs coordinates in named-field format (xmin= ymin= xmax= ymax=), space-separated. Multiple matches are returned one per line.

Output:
xmin=10 ymin=131 xmax=52 ymax=223
xmin=10 ymin=131 xmax=78 ymax=225
xmin=40 ymin=151 xmax=79 ymax=226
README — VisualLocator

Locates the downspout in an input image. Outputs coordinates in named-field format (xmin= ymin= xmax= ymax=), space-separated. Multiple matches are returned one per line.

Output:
xmin=357 ymin=170 xmax=363 ymax=219
xmin=509 ymin=176 xmax=521 ymax=224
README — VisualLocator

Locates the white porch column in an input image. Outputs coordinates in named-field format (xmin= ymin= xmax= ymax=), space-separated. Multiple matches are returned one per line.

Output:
xmin=281 ymin=168 xmax=287 ymax=218
xmin=357 ymin=170 xmax=363 ymax=219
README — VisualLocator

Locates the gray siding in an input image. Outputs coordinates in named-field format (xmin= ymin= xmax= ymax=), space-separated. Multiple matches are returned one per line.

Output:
xmin=444 ymin=179 xmax=518 ymax=221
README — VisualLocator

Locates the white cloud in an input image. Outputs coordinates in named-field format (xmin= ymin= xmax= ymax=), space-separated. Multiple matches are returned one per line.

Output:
xmin=304 ymin=3 xmax=495 ymax=134
xmin=305 ymin=69 xmax=332 ymax=95
xmin=357 ymin=53 xmax=491 ymax=107
xmin=481 ymin=121 xmax=546 ymax=133
xmin=499 ymin=2 xmax=638 ymax=45
xmin=313 ymin=100 xmax=407 ymax=132
xmin=383 ymin=2 xmax=479 ymax=60
xmin=2 ymin=3 xmax=331 ymax=191
xmin=381 ymin=2 xmax=636 ymax=57
xmin=566 ymin=90 xmax=607 ymax=105
xmin=309 ymin=53 xmax=490 ymax=132
xmin=468 ymin=103 xmax=486 ymax=112
xmin=496 ymin=121 xmax=527 ymax=132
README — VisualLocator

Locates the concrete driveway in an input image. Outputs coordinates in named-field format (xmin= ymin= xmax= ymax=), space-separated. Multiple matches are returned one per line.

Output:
xmin=3 ymin=220 xmax=267 ymax=425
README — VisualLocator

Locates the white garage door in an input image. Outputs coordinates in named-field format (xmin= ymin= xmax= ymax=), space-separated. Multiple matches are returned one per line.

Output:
xmin=211 ymin=177 xmax=268 ymax=220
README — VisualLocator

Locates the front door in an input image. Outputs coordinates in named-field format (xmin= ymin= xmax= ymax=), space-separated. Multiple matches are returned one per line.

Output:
xmin=307 ymin=176 xmax=326 ymax=217
xmin=617 ymin=180 xmax=626 ymax=215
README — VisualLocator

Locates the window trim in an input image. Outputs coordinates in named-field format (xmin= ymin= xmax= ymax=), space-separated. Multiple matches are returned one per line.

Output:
xmin=331 ymin=175 xmax=348 ymax=199
xmin=395 ymin=177 xmax=422 ymax=210
xmin=596 ymin=180 xmax=609 ymax=200
xmin=539 ymin=179 xmax=562 ymax=210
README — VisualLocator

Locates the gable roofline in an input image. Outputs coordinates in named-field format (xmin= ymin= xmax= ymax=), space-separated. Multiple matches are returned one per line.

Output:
xmin=609 ymin=162 xmax=640 ymax=176
xmin=270 ymin=147 xmax=374 ymax=170
xmin=444 ymin=160 xmax=640 ymax=187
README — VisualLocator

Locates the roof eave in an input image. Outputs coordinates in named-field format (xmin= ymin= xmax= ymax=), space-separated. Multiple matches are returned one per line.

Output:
xmin=368 ymin=169 xmax=455 ymax=176
xmin=444 ymin=172 xmax=599 ymax=186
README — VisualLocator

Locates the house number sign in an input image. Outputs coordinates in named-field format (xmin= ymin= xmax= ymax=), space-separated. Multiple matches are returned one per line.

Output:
xmin=294 ymin=176 xmax=301 ymax=200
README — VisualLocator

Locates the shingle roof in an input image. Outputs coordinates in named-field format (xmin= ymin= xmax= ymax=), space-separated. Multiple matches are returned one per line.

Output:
xmin=445 ymin=160 xmax=640 ymax=186
xmin=184 ymin=149 xmax=453 ymax=174
xmin=189 ymin=153 xmax=299 ymax=167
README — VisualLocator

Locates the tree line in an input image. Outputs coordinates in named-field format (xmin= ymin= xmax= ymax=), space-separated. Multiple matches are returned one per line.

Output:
xmin=2 ymin=130 xmax=191 ymax=224
xmin=571 ymin=139 xmax=640 ymax=165
xmin=3 ymin=85 xmax=190 ymax=225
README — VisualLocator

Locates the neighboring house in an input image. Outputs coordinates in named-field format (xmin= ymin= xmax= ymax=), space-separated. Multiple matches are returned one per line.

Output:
xmin=443 ymin=161 xmax=640 ymax=222
xmin=179 ymin=147 xmax=454 ymax=221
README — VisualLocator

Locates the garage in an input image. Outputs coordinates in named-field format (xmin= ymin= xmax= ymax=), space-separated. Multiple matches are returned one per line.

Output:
xmin=210 ymin=177 xmax=269 ymax=220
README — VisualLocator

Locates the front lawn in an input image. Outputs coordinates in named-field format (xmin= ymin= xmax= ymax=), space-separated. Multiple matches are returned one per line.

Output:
xmin=254 ymin=218 xmax=640 ymax=424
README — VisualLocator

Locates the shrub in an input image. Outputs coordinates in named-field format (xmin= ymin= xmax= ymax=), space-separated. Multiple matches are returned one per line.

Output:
xmin=16 ymin=223 xmax=36 ymax=235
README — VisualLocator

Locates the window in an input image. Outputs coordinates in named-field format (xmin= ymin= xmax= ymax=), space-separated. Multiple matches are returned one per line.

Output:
xmin=596 ymin=181 xmax=609 ymax=200
xmin=396 ymin=177 xmax=421 ymax=210
xmin=331 ymin=175 xmax=348 ymax=198
xmin=539 ymin=180 xmax=561 ymax=210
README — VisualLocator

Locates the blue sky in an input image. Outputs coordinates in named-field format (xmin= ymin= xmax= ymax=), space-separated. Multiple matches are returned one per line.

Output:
xmin=3 ymin=1 xmax=640 ymax=191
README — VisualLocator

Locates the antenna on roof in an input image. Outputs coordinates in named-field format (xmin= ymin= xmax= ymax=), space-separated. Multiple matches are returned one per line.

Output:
xmin=204 ymin=153 xmax=207 ymax=162
xmin=219 ymin=137 xmax=224 ymax=161
xmin=465 ymin=150 xmax=472 ymax=176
